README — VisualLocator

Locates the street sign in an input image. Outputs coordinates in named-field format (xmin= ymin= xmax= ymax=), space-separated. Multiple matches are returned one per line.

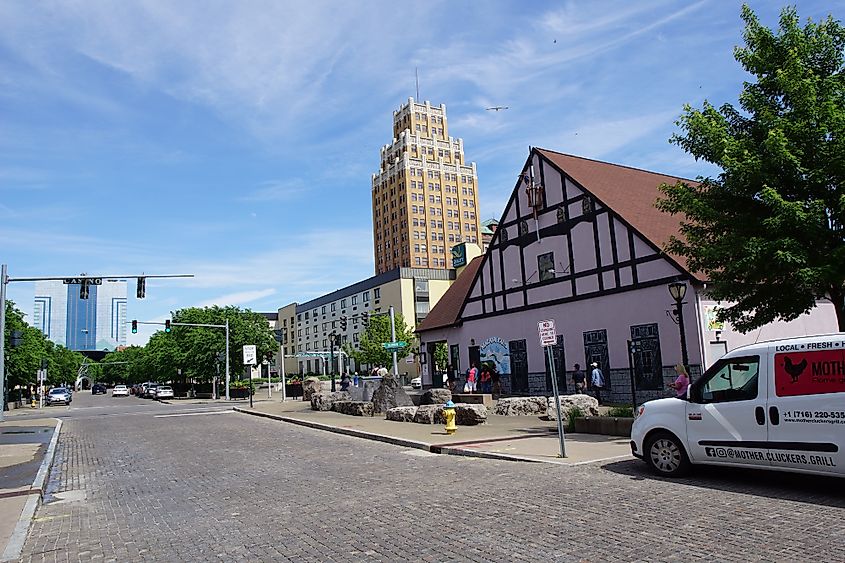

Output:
xmin=538 ymin=319 xmax=557 ymax=347
xmin=242 ymin=345 xmax=257 ymax=365
xmin=382 ymin=341 xmax=408 ymax=351
xmin=63 ymin=277 xmax=102 ymax=285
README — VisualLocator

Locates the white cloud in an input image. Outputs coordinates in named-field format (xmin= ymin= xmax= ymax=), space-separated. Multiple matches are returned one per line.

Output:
xmin=196 ymin=288 xmax=277 ymax=308
xmin=239 ymin=179 xmax=307 ymax=202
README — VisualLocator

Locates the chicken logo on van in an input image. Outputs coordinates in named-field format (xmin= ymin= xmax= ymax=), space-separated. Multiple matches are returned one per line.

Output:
xmin=782 ymin=356 xmax=808 ymax=383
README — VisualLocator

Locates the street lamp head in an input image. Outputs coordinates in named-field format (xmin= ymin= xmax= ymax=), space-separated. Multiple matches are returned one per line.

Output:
xmin=668 ymin=281 xmax=687 ymax=302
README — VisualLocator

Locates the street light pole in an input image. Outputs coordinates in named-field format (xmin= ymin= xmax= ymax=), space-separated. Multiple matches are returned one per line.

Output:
xmin=668 ymin=282 xmax=690 ymax=371
xmin=225 ymin=319 xmax=230 ymax=401
xmin=389 ymin=305 xmax=398 ymax=377
xmin=0 ymin=264 xmax=7 ymax=422
xmin=330 ymin=332 xmax=336 ymax=392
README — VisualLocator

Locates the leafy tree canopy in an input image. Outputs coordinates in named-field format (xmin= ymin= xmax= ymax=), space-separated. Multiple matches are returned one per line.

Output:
xmin=344 ymin=311 xmax=415 ymax=370
xmin=658 ymin=5 xmax=845 ymax=332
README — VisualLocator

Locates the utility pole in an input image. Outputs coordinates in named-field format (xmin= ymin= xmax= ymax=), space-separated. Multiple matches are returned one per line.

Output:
xmin=330 ymin=332 xmax=337 ymax=392
xmin=389 ymin=305 xmax=398 ymax=377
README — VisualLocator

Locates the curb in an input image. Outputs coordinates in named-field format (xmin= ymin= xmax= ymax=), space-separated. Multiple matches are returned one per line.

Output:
xmin=1 ymin=418 xmax=62 ymax=562
xmin=233 ymin=408 xmax=543 ymax=464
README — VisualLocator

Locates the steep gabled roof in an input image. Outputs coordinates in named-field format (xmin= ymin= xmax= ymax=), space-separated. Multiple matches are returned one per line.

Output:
xmin=537 ymin=148 xmax=702 ymax=280
xmin=416 ymin=256 xmax=483 ymax=333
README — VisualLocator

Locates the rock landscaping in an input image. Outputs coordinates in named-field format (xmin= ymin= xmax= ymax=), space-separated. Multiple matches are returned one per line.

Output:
xmin=420 ymin=388 xmax=452 ymax=405
xmin=303 ymin=377 xmax=322 ymax=400
xmin=386 ymin=406 xmax=418 ymax=422
xmin=331 ymin=401 xmax=374 ymax=417
xmin=493 ymin=396 xmax=547 ymax=416
xmin=546 ymin=394 xmax=599 ymax=423
xmin=371 ymin=374 xmax=414 ymax=413
xmin=310 ymin=391 xmax=351 ymax=411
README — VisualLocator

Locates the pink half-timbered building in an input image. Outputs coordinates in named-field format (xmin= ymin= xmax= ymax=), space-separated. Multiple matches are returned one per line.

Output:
xmin=416 ymin=148 xmax=837 ymax=402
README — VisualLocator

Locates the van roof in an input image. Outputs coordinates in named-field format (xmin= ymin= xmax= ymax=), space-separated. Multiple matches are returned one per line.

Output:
xmin=726 ymin=333 xmax=845 ymax=355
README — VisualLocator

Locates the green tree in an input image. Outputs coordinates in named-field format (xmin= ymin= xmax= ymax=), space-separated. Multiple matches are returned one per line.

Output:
xmin=657 ymin=5 xmax=845 ymax=332
xmin=344 ymin=311 xmax=415 ymax=368
xmin=101 ymin=346 xmax=147 ymax=384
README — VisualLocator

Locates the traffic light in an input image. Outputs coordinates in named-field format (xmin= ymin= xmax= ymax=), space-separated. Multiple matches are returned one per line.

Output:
xmin=136 ymin=277 xmax=146 ymax=299
xmin=131 ymin=320 xmax=138 ymax=334
xmin=361 ymin=311 xmax=369 ymax=327
xmin=79 ymin=280 xmax=89 ymax=300
xmin=340 ymin=315 xmax=347 ymax=331
xmin=165 ymin=319 xmax=171 ymax=333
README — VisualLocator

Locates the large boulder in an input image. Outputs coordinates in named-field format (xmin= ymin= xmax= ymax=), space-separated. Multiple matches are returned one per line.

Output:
xmin=386 ymin=406 xmax=418 ymax=422
xmin=310 ymin=391 xmax=351 ymax=411
xmin=455 ymin=403 xmax=487 ymax=425
xmin=420 ymin=388 xmax=452 ymax=405
xmin=546 ymin=394 xmax=600 ymax=423
xmin=371 ymin=374 xmax=414 ymax=414
xmin=303 ymin=377 xmax=322 ymax=401
xmin=413 ymin=404 xmax=445 ymax=424
xmin=332 ymin=401 xmax=374 ymax=417
xmin=494 ymin=397 xmax=547 ymax=416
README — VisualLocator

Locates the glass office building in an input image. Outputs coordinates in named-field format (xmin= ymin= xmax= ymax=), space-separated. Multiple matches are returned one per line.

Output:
xmin=33 ymin=280 xmax=128 ymax=351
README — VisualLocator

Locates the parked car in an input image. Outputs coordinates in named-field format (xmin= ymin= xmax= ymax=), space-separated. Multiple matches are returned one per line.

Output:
xmin=155 ymin=386 xmax=174 ymax=399
xmin=112 ymin=385 xmax=129 ymax=397
xmin=91 ymin=383 xmax=107 ymax=395
xmin=410 ymin=377 xmax=422 ymax=389
xmin=46 ymin=387 xmax=72 ymax=406
xmin=631 ymin=334 xmax=845 ymax=479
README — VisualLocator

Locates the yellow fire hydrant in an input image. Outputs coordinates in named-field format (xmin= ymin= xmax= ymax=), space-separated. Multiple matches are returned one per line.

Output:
xmin=443 ymin=400 xmax=457 ymax=435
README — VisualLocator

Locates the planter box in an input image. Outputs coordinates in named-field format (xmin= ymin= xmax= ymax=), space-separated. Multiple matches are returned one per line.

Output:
xmin=285 ymin=384 xmax=303 ymax=398
xmin=229 ymin=388 xmax=253 ymax=399
xmin=573 ymin=416 xmax=634 ymax=437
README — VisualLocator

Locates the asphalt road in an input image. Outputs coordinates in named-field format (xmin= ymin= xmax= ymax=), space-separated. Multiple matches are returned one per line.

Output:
xmin=16 ymin=391 xmax=845 ymax=562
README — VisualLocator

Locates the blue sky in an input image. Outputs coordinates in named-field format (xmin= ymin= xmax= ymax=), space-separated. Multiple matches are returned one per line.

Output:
xmin=1 ymin=0 xmax=836 ymax=345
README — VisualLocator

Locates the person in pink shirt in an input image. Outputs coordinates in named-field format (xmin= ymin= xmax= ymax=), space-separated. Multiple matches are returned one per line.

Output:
xmin=668 ymin=365 xmax=690 ymax=398
xmin=465 ymin=363 xmax=478 ymax=393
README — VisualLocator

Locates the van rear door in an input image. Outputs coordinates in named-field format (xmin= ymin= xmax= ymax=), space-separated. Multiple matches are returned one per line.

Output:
xmin=685 ymin=354 xmax=770 ymax=468
xmin=767 ymin=342 xmax=845 ymax=475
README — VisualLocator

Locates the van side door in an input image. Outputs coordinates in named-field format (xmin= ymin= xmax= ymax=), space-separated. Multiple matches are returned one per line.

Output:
xmin=685 ymin=354 xmax=770 ymax=468
xmin=767 ymin=344 xmax=845 ymax=475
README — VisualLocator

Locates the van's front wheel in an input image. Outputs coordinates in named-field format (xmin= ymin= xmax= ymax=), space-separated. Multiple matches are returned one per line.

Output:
xmin=645 ymin=431 xmax=690 ymax=477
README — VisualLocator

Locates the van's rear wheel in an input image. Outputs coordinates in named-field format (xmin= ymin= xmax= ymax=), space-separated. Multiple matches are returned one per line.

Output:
xmin=645 ymin=431 xmax=690 ymax=477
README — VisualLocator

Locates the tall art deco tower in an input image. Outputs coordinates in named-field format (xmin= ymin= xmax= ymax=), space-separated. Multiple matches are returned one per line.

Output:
xmin=372 ymin=98 xmax=481 ymax=274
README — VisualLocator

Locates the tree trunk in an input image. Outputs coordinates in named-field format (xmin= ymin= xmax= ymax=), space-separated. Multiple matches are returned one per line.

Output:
xmin=830 ymin=286 xmax=845 ymax=332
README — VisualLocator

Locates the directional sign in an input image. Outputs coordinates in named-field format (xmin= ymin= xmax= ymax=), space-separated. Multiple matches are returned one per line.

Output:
xmin=382 ymin=341 xmax=408 ymax=351
xmin=243 ymin=345 xmax=257 ymax=365
xmin=538 ymin=319 xmax=557 ymax=347
xmin=63 ymin=277 xmax=102 ymax=285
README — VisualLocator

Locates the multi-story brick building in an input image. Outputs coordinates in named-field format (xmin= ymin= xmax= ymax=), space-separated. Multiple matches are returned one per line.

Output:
xmin=372 ymin=98 xmax=482 ymax=274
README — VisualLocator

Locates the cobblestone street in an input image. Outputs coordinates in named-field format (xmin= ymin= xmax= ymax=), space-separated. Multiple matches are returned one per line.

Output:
xmin=19 ymin=400 xmax=845 ymax=562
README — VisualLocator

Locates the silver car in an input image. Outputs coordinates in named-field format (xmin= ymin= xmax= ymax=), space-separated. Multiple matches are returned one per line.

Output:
xmin=46 ymin=388 xmax=72 ymax=406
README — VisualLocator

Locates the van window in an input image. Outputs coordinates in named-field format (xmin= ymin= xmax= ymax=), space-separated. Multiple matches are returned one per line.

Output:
xmin=691 ymin=356 xmax=760 ymax=404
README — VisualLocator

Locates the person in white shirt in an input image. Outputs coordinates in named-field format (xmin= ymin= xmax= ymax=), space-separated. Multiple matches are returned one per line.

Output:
xmin=590 ymin=362 xmax=605 ymax=405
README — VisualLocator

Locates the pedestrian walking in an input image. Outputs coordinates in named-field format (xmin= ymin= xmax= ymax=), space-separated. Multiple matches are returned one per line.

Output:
xmin=590 ymin=362 xmax=605 ymax=405
xmin=668 ymin=364 xmax=690 ymax=398
xmin=491 ymin=365 xmax=502 ymax=399
xmin=446 ymin=364 xmax=457 ymax=392
xmin=340 ymin=373 xmax=351 ymax=392
xmin=479 ymin=364 xmax=492 ymax=394
xmin=572 ymin=363 xmax=587 ymax=394
xmin=464 ymin=363 xmax=478 ymax=393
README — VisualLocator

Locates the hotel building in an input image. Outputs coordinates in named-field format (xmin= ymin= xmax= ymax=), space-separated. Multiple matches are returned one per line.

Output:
xmin=372 ymin=98 xmax=482 ymax=274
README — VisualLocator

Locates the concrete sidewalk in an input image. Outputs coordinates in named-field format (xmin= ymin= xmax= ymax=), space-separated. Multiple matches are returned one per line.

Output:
xmin=0 ymin=417 xmax=61 ymax=562
xmin=236 ymin=399 xmax=632 ymax=466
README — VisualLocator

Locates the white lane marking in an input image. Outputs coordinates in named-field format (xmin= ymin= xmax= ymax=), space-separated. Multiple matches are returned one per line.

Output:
xmin=154 ymin=410 xmax=234 ymax=418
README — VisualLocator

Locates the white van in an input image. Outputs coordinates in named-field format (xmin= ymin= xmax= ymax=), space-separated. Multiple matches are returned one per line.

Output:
xmin=631 ymin=334 xmax=845 ymax=478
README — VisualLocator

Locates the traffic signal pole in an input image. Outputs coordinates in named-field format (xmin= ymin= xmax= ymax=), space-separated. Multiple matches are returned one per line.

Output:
xmin=1 ymin=266 xmax=192 ymax=421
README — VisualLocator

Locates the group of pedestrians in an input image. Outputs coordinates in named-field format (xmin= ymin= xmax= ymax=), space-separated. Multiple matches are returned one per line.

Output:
xmin=447 ymin=362 xmax=500 ymax=396
xmin=570 ymin=362 xmax=606 ymax=404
